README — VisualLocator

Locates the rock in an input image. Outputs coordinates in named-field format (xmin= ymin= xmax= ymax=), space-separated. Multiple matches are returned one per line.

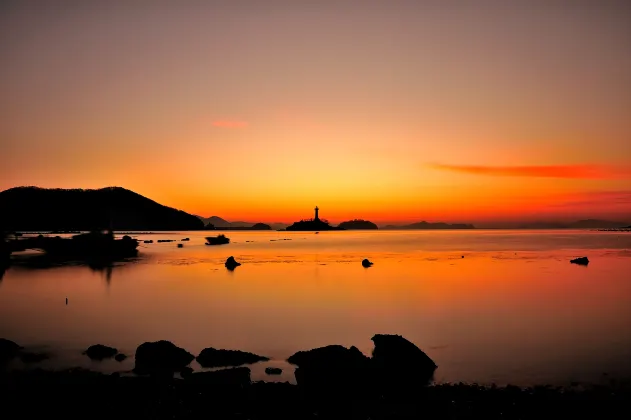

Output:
xmin=133 ymin=340 xmax=195 ymax=375
xmin=570 ymin=257 xmax=589 ymax=265
xmin=181 ymin=238 xmax=190 ymax=241
xmin=19 ymin=351 xmax=50 ymax=363
xmin=265 ymin=367 xmax=282 ymax=375
xmin=362 ymin=258 xmax=373 ymax=268
xmin=180 ymin=366 xmax=194 ymax=378
xmin=225 ymin=256 xmax=241 ymax=270
xmin=371 ymin=334 xmax=437 ymax=388
xmin=288 ymin=345 xmax=371 ymax=393
xmin=0 ymin=338 xmax=22 ymax=362
xmin=196 ymin=348 xmax=269 ymax=368
xmin=177 ymin=243 xmax=183 ymax=248
xmin=187 ymin=367 xmax=251 ymax=386
xmin=84 ymin=344 xmax=118 ymax=360
xmin=114 ymin=353 xmax=127 ymax=362
xmin=288 ymin=345 xmax=369 ymax=368
xmin=143 ymin=240 xmax=153 ymax=244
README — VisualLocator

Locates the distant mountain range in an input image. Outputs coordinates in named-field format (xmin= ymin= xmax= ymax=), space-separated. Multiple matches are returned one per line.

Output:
xmin=0 ymin=187 xmax=203 ymax=231
xmin=381 ymin=221 xmax=475 ymax=230
xmin=196 ymin=215 xmax=288 ymax=231
xmin=516 ymin=219 xmax=629 ymax=229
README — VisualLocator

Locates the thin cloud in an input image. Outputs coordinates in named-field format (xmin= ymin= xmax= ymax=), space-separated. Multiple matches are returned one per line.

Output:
xmin=547 ymin=190 xmax=631 ymax=208
xmin=428 ymin=163 xmax=631 ymax=179
xmin=212 ymin=120 xmax=249 ymax=128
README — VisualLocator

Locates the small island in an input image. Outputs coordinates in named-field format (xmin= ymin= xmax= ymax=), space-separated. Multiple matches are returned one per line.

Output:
xmin=337 ymin=219 xmax=378 ymax=230
xmin=286 ymin=206 xmax=343 ymax=231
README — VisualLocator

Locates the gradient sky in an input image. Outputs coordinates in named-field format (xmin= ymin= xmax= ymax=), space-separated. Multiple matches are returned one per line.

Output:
xmin=1 ymin=0 xmax=630 ymax=225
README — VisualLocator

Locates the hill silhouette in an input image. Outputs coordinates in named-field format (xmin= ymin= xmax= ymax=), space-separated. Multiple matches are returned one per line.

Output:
xmin=0 ymin=187 xmax=204 ymax=231
xmin=337 ymin=219 xmax=378 ymax=230
xmin=196 ymin=216 xmax=287 ymax=230
xmin=517 ymin=219 xmax=629 ymax=229
xmin=382 ymin=221 xmax=475 ymax=230
xmin=286 ymin=218 xmax=342 ymax=231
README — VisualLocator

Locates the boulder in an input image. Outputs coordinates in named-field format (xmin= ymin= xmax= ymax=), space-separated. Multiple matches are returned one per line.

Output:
xmin=288 ymin=345 xmax=371 ymax=394
xmin=225 ymin=256 xmax=241 ymax=270
xmin=134 ymin=340 xmax=195 ymax=375
xmin=0 ymin=338 xmax=22 ymax=362
xmin=371 ymin=334 xmax=437 ymax=388
xmin=85 ymin=344 xmax=118 ymax=360
xmin=114 ymin=353 xmax=127 ymax=362
xmin=362 ymin=259 xmax=373 ymax=267
xmin=196 ymin=348 xmax=269 ymax=368
xmin=570 ymin=257 xmax=589 ymax=265
xmin=288 ymin=345 xmax=369 ymax=368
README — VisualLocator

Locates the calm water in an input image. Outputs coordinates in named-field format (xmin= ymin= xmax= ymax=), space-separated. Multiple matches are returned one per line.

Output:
xmin=1 ymin=230 xmax=631 ymax=386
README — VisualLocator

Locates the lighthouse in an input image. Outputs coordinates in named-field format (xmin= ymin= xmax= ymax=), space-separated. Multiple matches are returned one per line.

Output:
xmin=314 ymin=206 xmax=320 ymax=221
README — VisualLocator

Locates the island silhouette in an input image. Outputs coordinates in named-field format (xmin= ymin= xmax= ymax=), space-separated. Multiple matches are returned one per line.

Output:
xmin=286 ymin=206 xmax=343 ymax=231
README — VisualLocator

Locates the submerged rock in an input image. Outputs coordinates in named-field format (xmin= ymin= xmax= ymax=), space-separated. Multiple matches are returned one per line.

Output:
xmin=187 ymin=367 xmax=251 ymax=386
xmin=196 ymin=348 xmax=269 ymax=368
xmin=225 ymin=256 xmax=241 ymax=270
xmin=134 ymin=340 xmax=195 ymax=375
xmin=570 ymin=257 xmax=589 ymax=265
xmin=362 ymin=258 xmax=373 ymax=267
xmin=85 ymin=344 xmax=118 ymax=361
xmin=0 ymin=338 xmax=22 ymax=362
xmin=265 ymin=367 xmax=282 ymax=375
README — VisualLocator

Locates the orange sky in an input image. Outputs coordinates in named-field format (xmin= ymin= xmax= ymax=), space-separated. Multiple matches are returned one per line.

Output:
xmin=1 ymin=1 xmax=630 ymax=225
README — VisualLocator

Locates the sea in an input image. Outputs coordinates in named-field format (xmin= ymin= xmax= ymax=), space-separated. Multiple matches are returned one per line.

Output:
xmin=1 ymin=229 xmax=631 ymax=386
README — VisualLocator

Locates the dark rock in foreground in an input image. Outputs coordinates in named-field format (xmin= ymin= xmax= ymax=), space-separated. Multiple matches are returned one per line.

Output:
xmin=288 ymin=345 xmax=371 ymax=395
xmin=196 ymin=347 xmax=269 ymax=368
xmin=288 ymin=345 xmax=369 ymax=368
xmin=0 ymin=338 xmax=22 ymax=362
xmin=570 ymin=256 xmax=589 ymax=265
xmin=371 ymin=334 xmax=437 ymax=391
xmin=362 ymin=258 xmax=373 ymax=267
xmin=134 ymin=341 xmax=195 ymax=375
xmin=265 ymin=367 xmax=282 ymax=375
xmin=85 ymin=344 xmax=118 ymax=361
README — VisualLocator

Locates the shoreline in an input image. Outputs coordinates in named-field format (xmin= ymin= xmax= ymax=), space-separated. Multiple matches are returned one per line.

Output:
xmin=1 ymin=367 xmax=629 ymax=419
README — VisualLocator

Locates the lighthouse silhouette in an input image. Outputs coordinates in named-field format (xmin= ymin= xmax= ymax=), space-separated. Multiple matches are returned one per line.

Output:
xmin=314 ymin=206 xmax=320 ymax=221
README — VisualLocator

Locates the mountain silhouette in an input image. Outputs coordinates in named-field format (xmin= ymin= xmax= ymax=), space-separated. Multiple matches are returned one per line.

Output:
xmin=517 ymin=219 xmax=629 ymax=229
xmin=0 ymin=187 xmax=204 ymax=231
xmin=337 ymin=219 xmax=378 ymax=230
xmin=196 ymin=215 xmax=288 ymax=230
xmin=382 ymin=221 xmax=475 ymax=230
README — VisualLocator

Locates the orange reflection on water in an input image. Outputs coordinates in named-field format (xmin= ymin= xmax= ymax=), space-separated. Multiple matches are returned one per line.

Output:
xmin=1 ymin=231 xmax=631 ymax=386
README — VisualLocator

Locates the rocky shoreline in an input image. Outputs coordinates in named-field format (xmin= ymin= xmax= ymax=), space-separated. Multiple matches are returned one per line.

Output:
xmin=1 ymin=368 xmax=629 ymax=419
xmin=2 ymin=335 xmax=630 ymax=418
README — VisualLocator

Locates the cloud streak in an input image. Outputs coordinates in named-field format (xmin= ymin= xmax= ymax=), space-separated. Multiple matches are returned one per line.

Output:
xmin=429 ymin=163 xmax=631 ymax=179
xmin=212 ymin=120 xmax=249 ymax=128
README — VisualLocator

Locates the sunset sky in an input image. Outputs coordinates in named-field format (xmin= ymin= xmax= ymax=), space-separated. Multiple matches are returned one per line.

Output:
xmin=1 ymin=0 xmax=630 ymax=226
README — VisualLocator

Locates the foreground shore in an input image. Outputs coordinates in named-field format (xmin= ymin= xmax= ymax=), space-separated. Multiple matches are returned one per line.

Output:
xmin=1 ymin=368 xmax=630 ymax=419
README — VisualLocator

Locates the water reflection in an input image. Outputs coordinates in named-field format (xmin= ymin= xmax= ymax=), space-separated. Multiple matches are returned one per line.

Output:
xmin=0 ymin=231 xmax=630 ymax=386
